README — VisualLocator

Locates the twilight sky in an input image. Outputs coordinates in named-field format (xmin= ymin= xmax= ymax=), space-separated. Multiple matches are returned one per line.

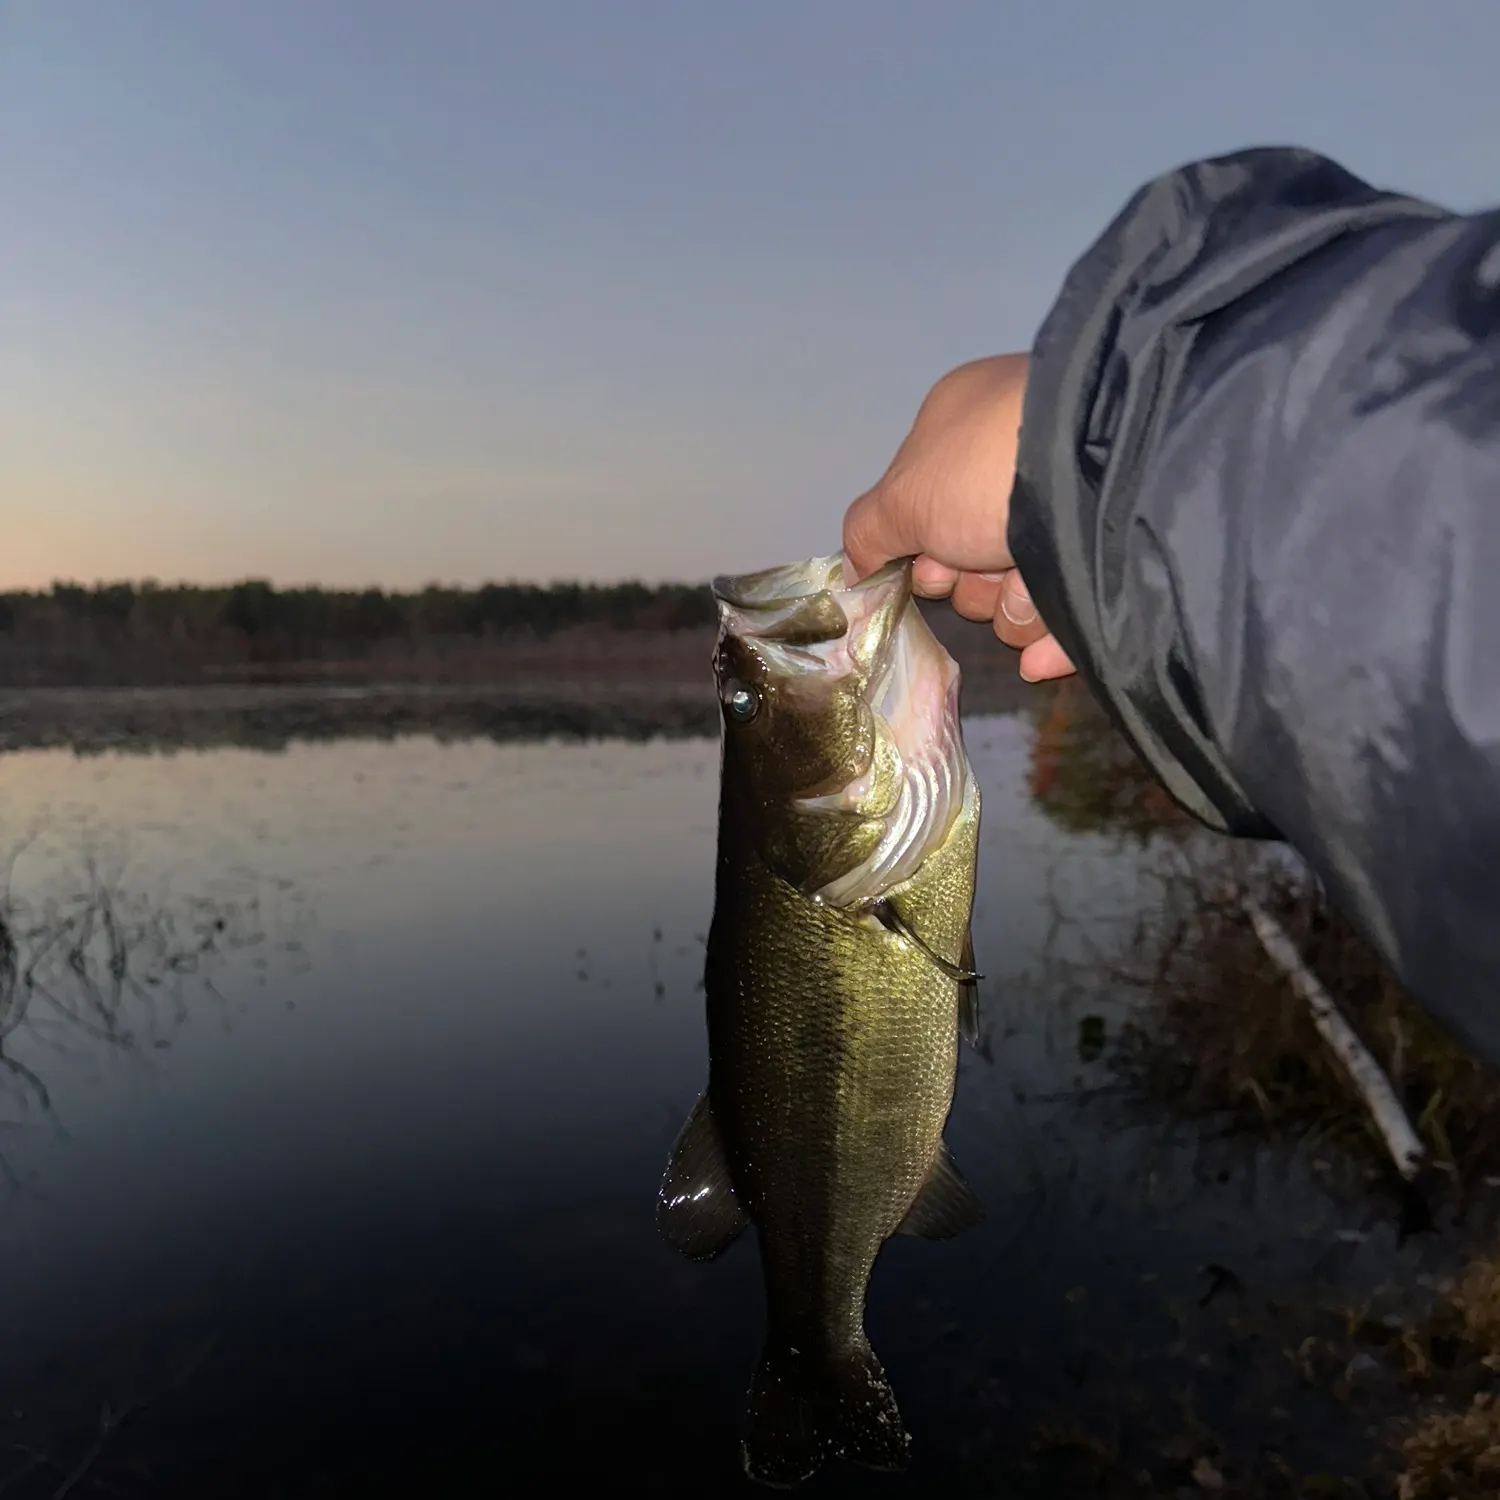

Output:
xmin=4 ymin=1 xmax=1497 ymax=588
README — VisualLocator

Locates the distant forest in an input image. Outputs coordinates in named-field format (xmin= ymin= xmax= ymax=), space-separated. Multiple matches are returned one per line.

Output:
xmin=0 ymin=578 xmax=718 ymax=638
xmin=0 ymin=579 xmax=719 ymax=687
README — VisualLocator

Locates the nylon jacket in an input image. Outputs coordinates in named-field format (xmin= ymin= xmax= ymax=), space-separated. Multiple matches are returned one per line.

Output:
xmin=1009 ymin=147 xmax=1500 ymax=1062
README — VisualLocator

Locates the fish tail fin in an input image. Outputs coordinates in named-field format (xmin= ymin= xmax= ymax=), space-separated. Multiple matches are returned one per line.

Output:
xmin=742 ymin=1333 xmax=909 ymax=1488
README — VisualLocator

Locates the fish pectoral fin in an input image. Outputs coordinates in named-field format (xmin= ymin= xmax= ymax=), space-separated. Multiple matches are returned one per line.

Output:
xmin=958 ymin=926 xmax=980 ymax=1049
xmin=868 ymin=898 xmax=981 ymax=984
xmin=656 ymin=1091 xmax=750 ymax=1261
xmin=897 ymin=1142 xmax=984 ymax=1240
xmin=869 ymin=902 xmax=983 ymax=1047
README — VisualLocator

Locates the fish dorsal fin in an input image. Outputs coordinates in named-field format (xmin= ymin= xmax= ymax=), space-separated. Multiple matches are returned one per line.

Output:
xmin=897 ymin=1142 xmax=984 ymax=1240
xmin=657 ymin=1092 xmax=750 ymax=1261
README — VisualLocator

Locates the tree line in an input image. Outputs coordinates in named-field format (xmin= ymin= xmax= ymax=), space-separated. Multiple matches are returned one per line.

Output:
xmin=0 ymin=577 xmax=719 ymax=643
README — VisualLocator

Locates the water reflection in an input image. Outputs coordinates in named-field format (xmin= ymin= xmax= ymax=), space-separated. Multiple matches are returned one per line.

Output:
xmin=0 ymin=714 xmax=1491 ymax=1494
xmin=0 ymin=834 xmax=311 ymax=1194
xmin=1027 ymin=683 xmax=1500 ymax=1193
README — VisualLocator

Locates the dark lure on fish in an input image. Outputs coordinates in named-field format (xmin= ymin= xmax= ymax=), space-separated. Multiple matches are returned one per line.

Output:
xmin=657 ymin=551 xmax=984 ymax=1488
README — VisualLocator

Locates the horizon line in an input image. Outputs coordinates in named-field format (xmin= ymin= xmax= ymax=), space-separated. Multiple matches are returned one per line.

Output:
xmin=1 ymin=574 xmax=718 ymax=595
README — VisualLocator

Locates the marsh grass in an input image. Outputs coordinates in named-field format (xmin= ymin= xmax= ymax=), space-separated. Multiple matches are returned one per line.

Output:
xmin=1016 ymin=1253 xmax=1500 ymax=1497
xmin=0 ymin=837 xmax=307 ymax=1186
xmin=1104 ymin=851 xmax=1500 ymax=1190
xmin=1025 ymin=681 xmax=1500 ymax=1187
xmin=1400 ymin=1398 xmax=1500 ymax=1499
xmin=1021 ymin=683 xmax=1500 ymax=1493
xmin=1389 ymin=1254 xmax=1500 ymax=1498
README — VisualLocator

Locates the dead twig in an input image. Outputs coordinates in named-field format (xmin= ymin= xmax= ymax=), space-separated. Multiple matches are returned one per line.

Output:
xmin=1241 ymin=895 xmax=1426 ymax=1182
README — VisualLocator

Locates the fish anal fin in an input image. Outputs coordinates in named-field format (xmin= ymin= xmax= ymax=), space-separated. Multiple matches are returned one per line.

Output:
xmin=656 ymin=1092 xmax=750 ymax=1261
xmin=897 ymin=1142 xmax=984 ymax=1241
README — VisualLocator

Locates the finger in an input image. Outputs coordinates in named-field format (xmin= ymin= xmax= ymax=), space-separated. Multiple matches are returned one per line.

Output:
xmin=990 ymin=570 xmax=1050 ymax=649
xmin=910 ymin=557 xmax=959 ymax=599
xmin=842 ymin=484 xmax=916 ymax=580
xmin=950 ymin=571 xmax=1002 ymax=621
xmin=1018 ymin=634 xmax=1077 ymax=682
xmin=998 ymin=570 xmax=1038 ymax=628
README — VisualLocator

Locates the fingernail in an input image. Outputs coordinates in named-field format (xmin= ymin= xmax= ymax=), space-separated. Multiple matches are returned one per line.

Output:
xmin=1000 ymin=578 xmax=1037 ymax=626
xmin=979 ymin=572 xmax=1007 ymax=582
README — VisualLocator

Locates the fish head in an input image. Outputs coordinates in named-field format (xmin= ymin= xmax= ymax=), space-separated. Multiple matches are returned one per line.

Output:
xmin=712 ymin=552 xmax=902 ymax=797
xmin=711 ymin=552 xmax=969 ymax=902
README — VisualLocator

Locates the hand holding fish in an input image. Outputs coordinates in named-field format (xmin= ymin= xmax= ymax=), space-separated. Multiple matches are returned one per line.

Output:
xmin=841 ymin=352 xmax=1076 ymax=683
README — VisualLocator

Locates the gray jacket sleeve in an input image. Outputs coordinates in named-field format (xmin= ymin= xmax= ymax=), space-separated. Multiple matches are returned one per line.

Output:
xmin=1007 ymin=146 xmax=1500 ymax=1062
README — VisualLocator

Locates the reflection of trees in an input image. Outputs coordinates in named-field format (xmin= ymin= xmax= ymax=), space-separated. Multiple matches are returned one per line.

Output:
xmin=2 ymin=686 xmax=721 ymax=757
xmin=0 ymin=844 xmax=306 ymax=1181
xmin=1027 ymin=680 xmax=1192 ymax=840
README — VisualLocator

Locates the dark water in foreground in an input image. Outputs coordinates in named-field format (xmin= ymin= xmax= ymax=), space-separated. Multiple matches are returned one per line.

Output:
xmin=0 ymin=718 xmax=1483 ymax=1496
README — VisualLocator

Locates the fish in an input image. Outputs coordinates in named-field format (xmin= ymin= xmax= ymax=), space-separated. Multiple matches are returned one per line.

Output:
xmin=657 ymin=550 xmax=984 ymax=1488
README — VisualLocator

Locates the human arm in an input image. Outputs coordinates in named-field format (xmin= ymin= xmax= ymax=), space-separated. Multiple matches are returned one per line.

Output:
xmin=1008 ymin=146 xmax=1500 ymax=1061
xmin=848 ymin=146 xmax=1500 ymax=1063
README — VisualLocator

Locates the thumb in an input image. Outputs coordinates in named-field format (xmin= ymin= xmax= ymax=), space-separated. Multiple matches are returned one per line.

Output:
xmin=842 ymin=480 xmax=918 ymax=581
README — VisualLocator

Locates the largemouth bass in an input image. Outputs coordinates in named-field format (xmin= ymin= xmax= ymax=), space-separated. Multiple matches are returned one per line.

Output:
xmin=657 ymin=550 xmax=983 ymax=1488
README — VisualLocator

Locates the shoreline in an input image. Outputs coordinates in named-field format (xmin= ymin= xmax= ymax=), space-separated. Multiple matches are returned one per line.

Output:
xmin=0 ymin=672 xmax=1044 ymax=755
xmin=0 ymin=610 xmax=1044 ymax=754
xmin=0 ymin=681 xmax=719 ymax=754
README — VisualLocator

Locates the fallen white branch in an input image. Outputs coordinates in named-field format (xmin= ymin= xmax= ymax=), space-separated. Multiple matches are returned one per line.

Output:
xmin=1240 ymin=895 xmax=1426 ymax=1182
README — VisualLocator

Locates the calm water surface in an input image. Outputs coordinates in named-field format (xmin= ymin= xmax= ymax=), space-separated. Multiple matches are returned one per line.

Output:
xmin=0 ymin=719 xmax=1461 ymax=1495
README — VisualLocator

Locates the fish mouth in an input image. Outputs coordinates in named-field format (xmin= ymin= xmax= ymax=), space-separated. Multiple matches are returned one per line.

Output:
xmin=712 ymin=552 xmax=913 ymax=676
xmin=715 ymin=550 xmax=970 ymax=906
xmin=711 ymin=551 xmax=906 ymax=612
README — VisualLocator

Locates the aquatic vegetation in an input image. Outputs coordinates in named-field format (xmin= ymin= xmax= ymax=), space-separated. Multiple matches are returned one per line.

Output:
xmin=1020 ymin=678 xmax=1500 ymax=1493
xmin=0 ymin=836 xmax=308 ymax=1183
xmin=1400 ymin=1397 xmax=1500 ymax=1499
xmin=1105 ymin=851 xmax=1500 ymax=1190
xmin=1394 ymin=1253 xmax=1500 ymax=1498
xmin=1024 ymin=681 xmax=1500 ymax=1187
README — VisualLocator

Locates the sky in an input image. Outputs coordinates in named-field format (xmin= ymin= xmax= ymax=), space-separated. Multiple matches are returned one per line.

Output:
xmin=3 ymin=1 xmax=1498 ymax=589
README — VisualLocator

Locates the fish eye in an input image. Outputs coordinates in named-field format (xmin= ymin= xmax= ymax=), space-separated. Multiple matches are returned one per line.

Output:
xmin=721 ymin=678 xmax=760 ymax=724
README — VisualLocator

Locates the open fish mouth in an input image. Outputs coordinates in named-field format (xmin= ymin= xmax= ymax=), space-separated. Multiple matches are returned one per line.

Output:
xmin=713 ymin=551 xmax=972 ymax=908
xmin=711 ymin=551 xmax=912 ymax=679
xmin=711 ymin=550 xmax=858 ymax=609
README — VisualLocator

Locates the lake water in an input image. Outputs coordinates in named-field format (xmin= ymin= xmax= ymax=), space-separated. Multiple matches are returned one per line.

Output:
xmin=0 ymin=715 xmax=1475 ymax=1496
